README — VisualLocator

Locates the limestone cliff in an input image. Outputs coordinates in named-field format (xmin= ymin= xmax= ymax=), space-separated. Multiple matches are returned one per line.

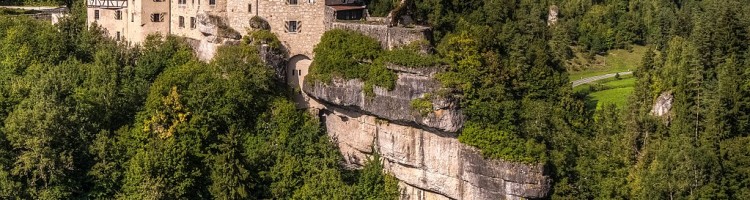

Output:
xmin=303 ymin=67 xmax=551 ymax=199
xmin=303 ymin=65 xmax=463 ymax=133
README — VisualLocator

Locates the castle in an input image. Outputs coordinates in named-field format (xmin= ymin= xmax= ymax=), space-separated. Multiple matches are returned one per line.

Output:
xmin=86 ymin=0 xmax=428 ymax=108
xmin=84 ymin=2 xmax=553 ymax=199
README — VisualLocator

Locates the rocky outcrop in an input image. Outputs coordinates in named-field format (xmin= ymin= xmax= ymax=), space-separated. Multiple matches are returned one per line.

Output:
xmin=304 ymin=65 xmax=551 ymax=199
xmin=320 ymin=106 xmax=551 ymax=199
xmin=192 ymin=12 xmax=241 ymax=60
xmin=547 ymin=5 xmax=559 ymax=26
xmin=303 ymin=67 xmax=463 ymax=133
xmin=651 ymin=91 xmax=673 ymax=117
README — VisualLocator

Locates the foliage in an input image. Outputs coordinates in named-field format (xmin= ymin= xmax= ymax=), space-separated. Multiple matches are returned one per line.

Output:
xmin=410 ymin=95 xmax=432 ymax=117
xmin=458 ymin=122 xmax=547 ymax=164
xmin=0 ymin=16 xmax=398 ymax=199
xmin=0 ymin=8 xmax=42 ymax=15
xmin=308 ymin=29 xmax=397 ymax=96
xmin=244 ymin=29 xmax=283 ymax=50
xmin=365 ymin=0 xmax=397 ymax=17
xmin=380 ymin=47 xmax=442 ymax=68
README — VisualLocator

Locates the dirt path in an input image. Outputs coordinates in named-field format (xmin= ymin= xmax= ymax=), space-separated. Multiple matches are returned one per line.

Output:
xmin=571 ymin=71 xmax=633 ymax=87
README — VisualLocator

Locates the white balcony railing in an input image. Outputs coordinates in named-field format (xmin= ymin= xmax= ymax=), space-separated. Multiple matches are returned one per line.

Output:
xmin=87 ymin=0 xmax=128 ymax=8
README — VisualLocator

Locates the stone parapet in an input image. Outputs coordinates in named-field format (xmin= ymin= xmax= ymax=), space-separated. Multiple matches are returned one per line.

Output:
xmin=330 ymin=21 xmax=431 ymax=50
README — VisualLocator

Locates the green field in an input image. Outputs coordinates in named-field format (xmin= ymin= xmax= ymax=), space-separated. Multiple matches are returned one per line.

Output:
xmin=568 ymin=45 xmax=648 ymax=79
xmin=575 ymin=76 xmax=636 ymax=110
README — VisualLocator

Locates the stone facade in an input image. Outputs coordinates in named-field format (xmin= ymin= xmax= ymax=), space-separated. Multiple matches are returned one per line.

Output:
xmin=87 ymin=0 xmax=170 ymax=43
xmin=88 ymin=0 xmax=330 ymax=59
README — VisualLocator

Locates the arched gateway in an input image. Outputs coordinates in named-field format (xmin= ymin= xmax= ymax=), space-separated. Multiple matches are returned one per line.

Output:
xmin=287 ymin=54 xmax=312 ymax=107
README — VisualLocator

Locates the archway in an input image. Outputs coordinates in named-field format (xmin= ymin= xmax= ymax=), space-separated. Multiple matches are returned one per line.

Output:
xmin=287 ymin=54 xmax=312 ymax=108
xmin=287 ymin=54 xmax=312 ymax=90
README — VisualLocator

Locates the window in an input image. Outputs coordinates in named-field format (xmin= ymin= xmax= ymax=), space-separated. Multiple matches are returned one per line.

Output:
xmin=308 ymin=0 xmax=314 ymax=3
xmin=153 ymin=0 xmax=164 ymax=2
xmin=190 ymin=17 xmax=196 ymax=29
xmin=131 ymin=13 xmax=134 ymax=22
xmin=94 ymin=10 xmax=99 ymax=20
xmin=209 ymin=0 xmax=215 ymax=5
xmin=114 ymin=10 xmax=122 ymax=20
xmin=285 ymin=21 xmax=300 ymax=33
xmin=116 ymin=31 xmax=121 ymax=41
xmin=178 ymin=0 xmax=186 ymax=4
xmin=248 ymin=4 xmax=252 ymax=13
xmin=150 ymin=13 xmax=165 ymax=22
xmin=287 ymin=0 xmax=297 ymax=5
xmin=298 ymin=70 xmax=301 ymax=76
xmin=179 ymin=16 xmax=185 ymax=28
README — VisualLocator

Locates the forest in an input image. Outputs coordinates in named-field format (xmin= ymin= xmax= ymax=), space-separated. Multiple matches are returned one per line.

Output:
xmin=1 ymin=0 xmax=750 ymax=199
xmin=323 ymin=0 xmax=750 ymax=199
xmin=0 ymin=5 xmax=399 ymax=200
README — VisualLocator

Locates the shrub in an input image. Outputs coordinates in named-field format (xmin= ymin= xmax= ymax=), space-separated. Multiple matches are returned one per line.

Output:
xmin=410 ymin=95 xmax=433 ymax=116
xmin=458 ymin=122 xmax=547 ymax=164
xmin=244 ymin=30 xmax=282 ymax=50
xmin=381 ymin=48 xmax=442 ymax=68
xmin=308 ymin=29 xmax=388 ymax=87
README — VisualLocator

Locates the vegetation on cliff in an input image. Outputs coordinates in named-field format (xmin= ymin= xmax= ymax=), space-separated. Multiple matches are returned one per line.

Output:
xmin=316 ymin=0 xmax=750 ymax=198
xmin=0 ymin=13 xmax=398 ymax=199
xmin=406 ymin=0 xmax=750 ymax=199
xmin=307 ymin=29 xmax=440 ymax=96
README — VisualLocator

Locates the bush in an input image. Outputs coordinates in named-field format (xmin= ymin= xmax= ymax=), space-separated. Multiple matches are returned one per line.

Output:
xmin=244 ymin=30 xmax=283 ymax=50
xmin=381 ymin=48 xmax=442 ymax=67
xmin=308 ymin=29 xmax=394 ymax=94
xmin=410 ymin=95 xmax=433 ymax=116
xmin=366 ymin=0 xmax=397 ymax=17
xmin=458 ymin=122 xmax=547 ymax=164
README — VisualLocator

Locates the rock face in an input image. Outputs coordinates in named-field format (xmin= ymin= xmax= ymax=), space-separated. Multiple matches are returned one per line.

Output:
xmin=304 ymin=66 xmax=551 ymax=199
xmin=547 ymin=5 xmax=559 ymax=26
xmin=303 ymin=66 xmax=464 ymax=133
xmin=321 ymin=106 xmax=551 ymax=200
xmin=190 ymin=12 xmax=241 ymax=61
xmin=651 ymin=91 xmax=673 ymax=117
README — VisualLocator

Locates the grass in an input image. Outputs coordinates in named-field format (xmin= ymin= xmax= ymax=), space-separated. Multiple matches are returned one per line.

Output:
xmin=589 ymin=87 xmax=634 ymax=110
xmin=602 ymin=76 xmax=635 ymax=88
xmin=568 ymin=45 xmax=648 ymax=80
xmin=574 ymin=75 xmax=636 ymax=110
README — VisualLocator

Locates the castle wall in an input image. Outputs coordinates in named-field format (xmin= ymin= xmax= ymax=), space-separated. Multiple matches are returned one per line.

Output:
xmin=87 ymin=7 xmax=129 ymax=40
xmin=140 ymin=0 xmax=171 ymax=41
xmin=227 ymin=0 xmax=327 ymax=57
xmin=169 ymin=0 xmax=213 ymax=39
xmin=330 ymin=22 xmax=430 ymax=49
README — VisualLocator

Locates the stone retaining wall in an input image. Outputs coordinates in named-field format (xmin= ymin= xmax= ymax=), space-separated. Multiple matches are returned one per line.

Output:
xmin=330 ymin=21 xmax=430 ymax=49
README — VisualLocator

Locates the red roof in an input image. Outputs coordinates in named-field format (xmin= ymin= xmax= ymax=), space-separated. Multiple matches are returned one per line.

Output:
xmin=329 ymin=5 xmax=366 ymax=11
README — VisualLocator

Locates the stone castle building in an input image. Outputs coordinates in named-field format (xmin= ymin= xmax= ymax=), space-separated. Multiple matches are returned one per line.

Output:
xmin=87 ymin=0 xmax=373 ymax=100
xmin=83 ymin=2 xmax=533 ymax=200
